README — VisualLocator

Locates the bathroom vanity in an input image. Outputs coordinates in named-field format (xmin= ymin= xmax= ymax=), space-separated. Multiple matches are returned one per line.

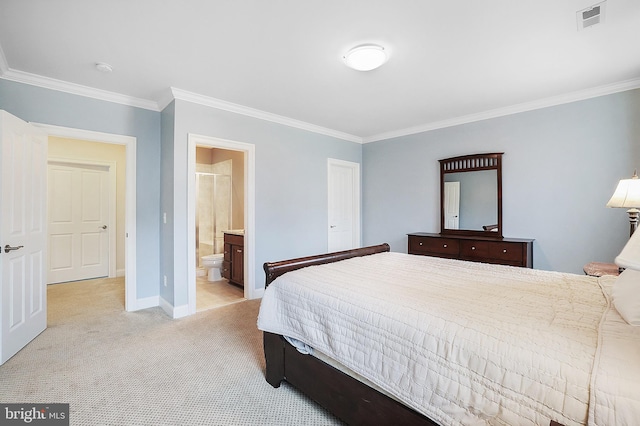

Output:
xmin=222 ymin=231 xmax=244 ymax=288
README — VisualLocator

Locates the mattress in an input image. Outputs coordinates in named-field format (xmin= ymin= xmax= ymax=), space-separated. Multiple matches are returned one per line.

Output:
xmin=258 ymin=252 xmax=638 ymax=426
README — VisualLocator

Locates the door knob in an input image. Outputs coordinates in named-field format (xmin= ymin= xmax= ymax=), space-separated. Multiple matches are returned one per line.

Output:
xmin=4 ymin=244 xmax=24 ymax=253
xmin=101 ymin=225 xmax=107 ymax=229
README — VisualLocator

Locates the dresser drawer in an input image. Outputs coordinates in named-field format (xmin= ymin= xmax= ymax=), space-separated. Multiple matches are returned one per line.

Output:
xmin=459 ymin=240 xmax=491 ymax=258
xmin=488 ymin=242 xmax=524 ymax=263
xmin=408 ymin=233 xmax=533 ymax=268
xmin=409 ymin=235 xmax=459 ymax=255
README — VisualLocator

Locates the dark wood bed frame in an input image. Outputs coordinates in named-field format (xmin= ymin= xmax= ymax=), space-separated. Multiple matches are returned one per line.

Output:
xmin=262 ymin=244 xmax=564 ymax=426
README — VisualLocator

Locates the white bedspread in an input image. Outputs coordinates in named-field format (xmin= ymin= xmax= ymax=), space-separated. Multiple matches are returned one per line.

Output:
xmin=588 ymin=279 xmax=640 ymax=426
xmin=258 ymin=252 xmax=639 ymax=426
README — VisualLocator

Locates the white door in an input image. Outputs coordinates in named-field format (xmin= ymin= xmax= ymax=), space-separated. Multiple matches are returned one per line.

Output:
xmin=47 ymin=163 xmax=110 ymax=284
xmin=328 ymin=159 xmax=360 ymax=252
xmin=0 ymin=110 xmax=48 ymax=365
xmin=444 ymin=181 xmax=460 ymax=229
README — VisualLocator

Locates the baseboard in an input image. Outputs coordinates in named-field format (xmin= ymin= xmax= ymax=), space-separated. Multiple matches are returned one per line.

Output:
xmin=159 ymin=296 xmax=173 ymax=317
xmin=250 ymin=288 xmax=265 ymax=299
xmin=172 ymin=304 xmax=190 ymax=319
xmin=116 ymin=268 xmax=125 ymax=277
xmin=159 ymin=296 xmax=190 ymax=319
xmin=135 ymin=295 xmax=159 ymax=311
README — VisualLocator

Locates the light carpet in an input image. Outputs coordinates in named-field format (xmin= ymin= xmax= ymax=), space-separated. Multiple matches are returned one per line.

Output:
xmin=0 ymin=278 xmax=342 ymax=425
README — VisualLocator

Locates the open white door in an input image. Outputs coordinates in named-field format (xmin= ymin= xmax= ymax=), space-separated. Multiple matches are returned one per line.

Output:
xmin=328 ymin=159 xmax=360 ymax=252
xmin=0 ymin=110 xmax=48 ymax=365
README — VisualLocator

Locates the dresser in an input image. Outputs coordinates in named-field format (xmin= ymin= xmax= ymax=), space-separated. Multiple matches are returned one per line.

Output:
xmin=408 ymin=232 xmax=534 ymax=268
xmin=222 ymin=232 xmax=244 ymax=287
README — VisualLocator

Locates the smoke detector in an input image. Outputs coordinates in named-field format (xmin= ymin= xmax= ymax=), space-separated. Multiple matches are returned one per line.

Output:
xmin=95 ymin=62 xmax=113 ymax=73
xmin=577 ymin=2 xmax=606 ymax=30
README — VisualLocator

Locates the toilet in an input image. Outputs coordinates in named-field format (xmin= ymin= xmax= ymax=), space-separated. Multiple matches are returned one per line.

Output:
xmin=201 ymin=253 xmax=224 ymax=281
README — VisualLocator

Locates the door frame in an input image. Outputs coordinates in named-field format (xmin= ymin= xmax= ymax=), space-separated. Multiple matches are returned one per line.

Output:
xmin=187 ymin=133 xmax=256 ymax=315
xmin=47 ymin=158 xmax=117 ymax=281
xmin=32 ymin=123 xmax=137 ymax=311
xmin=327 ymin=158 xmax=361 ymax=251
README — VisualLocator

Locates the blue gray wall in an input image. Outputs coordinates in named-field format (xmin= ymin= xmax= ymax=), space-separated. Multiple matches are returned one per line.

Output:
xmin=160 ymin=101 xmax=176 ymax=304
xmin=363 ymin=89 xmax=640 ymax=273
xmin=0 ymin=79 xmax=162 ymax=299
xmin=164 ymin=99 xmax=362 ymax=306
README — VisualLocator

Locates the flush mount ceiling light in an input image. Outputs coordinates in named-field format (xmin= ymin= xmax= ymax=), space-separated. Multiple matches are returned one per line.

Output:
xmin=343 ymin=44 xmax=387 ymax=71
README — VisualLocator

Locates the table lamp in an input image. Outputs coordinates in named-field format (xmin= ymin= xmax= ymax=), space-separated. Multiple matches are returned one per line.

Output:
xmin=607 ymin=171 xmax=640 ymax=237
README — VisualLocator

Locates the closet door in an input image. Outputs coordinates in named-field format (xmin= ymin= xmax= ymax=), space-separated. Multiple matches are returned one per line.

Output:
xmin=328 ymin=159 xmax=360 ymax=252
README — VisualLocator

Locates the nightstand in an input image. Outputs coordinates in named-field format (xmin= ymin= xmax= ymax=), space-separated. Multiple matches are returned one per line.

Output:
xmin=583 ymin=262 xmax=620 ymax=277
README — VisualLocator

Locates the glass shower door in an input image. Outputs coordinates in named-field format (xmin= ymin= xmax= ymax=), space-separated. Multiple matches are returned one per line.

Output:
xmin=196 ymin=172 xmax=232 ymax=267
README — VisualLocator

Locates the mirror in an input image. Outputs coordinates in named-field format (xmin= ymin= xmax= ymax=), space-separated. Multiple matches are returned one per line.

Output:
xmin=439 ymin=153 xmax=503 ymax=238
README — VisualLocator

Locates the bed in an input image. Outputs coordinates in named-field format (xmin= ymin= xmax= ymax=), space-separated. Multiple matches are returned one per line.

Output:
xmin=257 ymin=243 xmax=640 ymax=425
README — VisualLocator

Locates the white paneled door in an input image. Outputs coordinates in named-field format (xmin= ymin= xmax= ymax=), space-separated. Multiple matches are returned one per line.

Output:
xmin=0 ymin=110 xmax=48 ymax=365
xmin=328 ymin=158 xmax=360 ymax=252
xmin=444 ymin=181 xmax=460 ymax=230
xmin=48 ymin=162 xmax=110 ymax=284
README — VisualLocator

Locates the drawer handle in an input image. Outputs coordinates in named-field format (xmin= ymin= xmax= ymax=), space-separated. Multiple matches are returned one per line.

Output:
xmin=237 ymin=249 xmax=242 ymax=253
xmin=471 ymin=246 xmax=476 ymax=250
xmin=503 ymin=249 xmax=507 ymax=253
xmin=419 ymin=242 xmax=423 ymax=246
xmin=443 ymin=244 xmax=447 ymax=248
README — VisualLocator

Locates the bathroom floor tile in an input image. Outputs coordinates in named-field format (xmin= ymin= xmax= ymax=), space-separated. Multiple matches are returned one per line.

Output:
xmin=196 ymin=277 xmax=244 ymax=312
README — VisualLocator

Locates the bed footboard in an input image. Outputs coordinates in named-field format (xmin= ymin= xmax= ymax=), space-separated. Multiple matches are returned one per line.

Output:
xmin=263 ymin=332 xmax=436 ymax=425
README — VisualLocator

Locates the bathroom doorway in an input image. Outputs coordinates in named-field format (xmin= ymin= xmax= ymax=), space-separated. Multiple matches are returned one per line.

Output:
xmin=187 ymin=133 xmax=256 ymax=315
xmin=194 ymin=146 xmax=245 ymax=311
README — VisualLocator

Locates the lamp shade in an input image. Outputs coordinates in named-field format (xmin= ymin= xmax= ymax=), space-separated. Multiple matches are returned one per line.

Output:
xmin=616 ymin=223 xmax=640 ymax=270
xmin=607 ymin=172 xmax=640 ymax=208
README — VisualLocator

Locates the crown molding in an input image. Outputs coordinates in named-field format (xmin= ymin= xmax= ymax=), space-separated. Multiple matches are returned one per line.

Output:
xmin=156 ymin=88 xmax=176 ymax=111
xmin=0 ymin=63 xmax=361 ymax=142
xmin=0 ymin=67 xmax=160 ymax=111
xmin=170 ymin=87 xmax=363 ymax=143
xmin=363 ymin=77 xmax=640 ymax=143
xmin=1 ymin=48 xmax=638 ymax=145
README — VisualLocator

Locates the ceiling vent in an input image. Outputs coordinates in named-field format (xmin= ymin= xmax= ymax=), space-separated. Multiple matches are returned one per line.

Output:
xmin=577 ymin=2 xmax=606 ymax=30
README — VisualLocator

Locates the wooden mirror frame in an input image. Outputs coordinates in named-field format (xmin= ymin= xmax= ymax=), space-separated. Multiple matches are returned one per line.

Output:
xmin=439 ymin=152 xmax=503 ymax=239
